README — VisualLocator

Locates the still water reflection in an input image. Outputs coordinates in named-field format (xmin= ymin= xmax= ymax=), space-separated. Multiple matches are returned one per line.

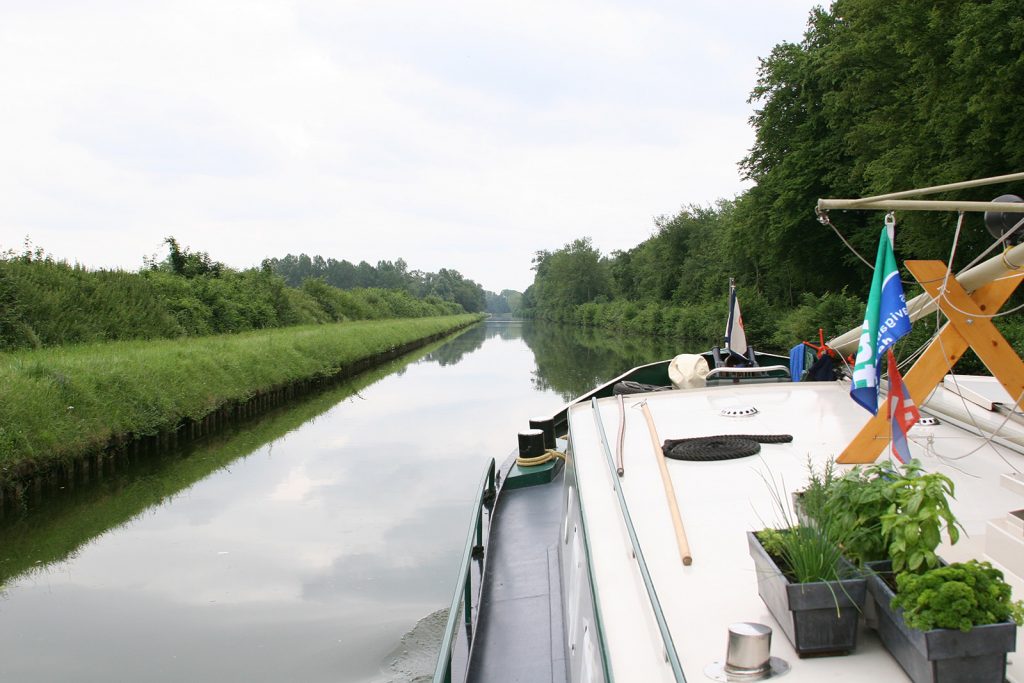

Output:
xmin=0 ymin=321 xmax=678 ymax=682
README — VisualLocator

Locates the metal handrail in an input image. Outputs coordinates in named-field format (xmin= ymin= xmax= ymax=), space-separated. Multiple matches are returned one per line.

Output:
xmin=432 ymin=458 xmax=497 ymax=683
xmin=590 ymin=398 xmax=687 ymax=681
xmin=705 ymin=364 xmax=791 ymax=380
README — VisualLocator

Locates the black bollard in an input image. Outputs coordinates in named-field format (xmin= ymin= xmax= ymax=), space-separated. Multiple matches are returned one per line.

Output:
xmin=528 ymin=417 xmax=556 ymax=450
xmin=518 ymin=429 xmax=546 ymax=459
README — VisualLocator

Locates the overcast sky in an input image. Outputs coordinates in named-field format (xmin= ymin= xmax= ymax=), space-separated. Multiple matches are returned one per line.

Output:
xmin=1 ymin=1 xmax=822 ymax=293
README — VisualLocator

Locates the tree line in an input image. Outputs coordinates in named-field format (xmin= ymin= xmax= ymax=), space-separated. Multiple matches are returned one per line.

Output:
xmin=0 ymin=239 xmax=475 ymax=350
xmin=264 ymin=253 xmax=487 ymax=314
xmin=522 ymin=0 xmax=1024 ymax=355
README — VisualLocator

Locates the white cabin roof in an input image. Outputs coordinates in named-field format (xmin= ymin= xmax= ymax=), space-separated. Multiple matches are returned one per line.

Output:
xmin=566 ymin=380 xmax=1024 ymax=683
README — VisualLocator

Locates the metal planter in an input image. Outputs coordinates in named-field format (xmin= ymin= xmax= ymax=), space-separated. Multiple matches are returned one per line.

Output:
xmin=865 ymin=563 xmax=1017 ymax=683
xmin=747 ymin=531 xmax=867 ymax=656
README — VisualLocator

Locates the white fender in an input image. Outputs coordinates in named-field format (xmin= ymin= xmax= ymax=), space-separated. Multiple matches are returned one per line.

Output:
xmin=668 ymin=354 xmax=709 ymax=389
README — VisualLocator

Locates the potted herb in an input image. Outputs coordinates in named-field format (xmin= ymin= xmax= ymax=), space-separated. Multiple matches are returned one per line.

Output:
xmin=879 ymin=463 xmax=960 ymax=574
xmin=871 ymin=560 xmax=1024 ymax=683
xmin=748 ymin=527 xmax=866 ymax=656
xmin=817 ymin=460 xmax=907 ymax=566
xmin=749 ymin=468 xmax=866 ymax=656
xmin=854 ymin=461 xmax=960 ymax=643
xmin=825 ymin=459 xmax=1020 ymax=682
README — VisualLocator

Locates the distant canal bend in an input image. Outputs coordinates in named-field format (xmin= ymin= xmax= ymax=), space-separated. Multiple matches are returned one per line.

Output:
xmin=0 ymin=321 xmax=678 ymax=683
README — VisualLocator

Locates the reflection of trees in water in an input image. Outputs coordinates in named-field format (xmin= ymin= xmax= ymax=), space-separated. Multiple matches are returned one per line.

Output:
xmin=521 ymin=322 xmax=685 ymax=402
xmin=420 ymin=320 xmax=679 ymax=397
xmin=419 ymin=320 xmax=523 ymax=366
xmin=418 ymin=323 xmax=487 ymax=366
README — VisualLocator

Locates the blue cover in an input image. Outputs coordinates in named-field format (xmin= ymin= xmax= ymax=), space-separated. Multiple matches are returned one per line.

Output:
xmin=789 ymin=344 xmax=806 ymax=382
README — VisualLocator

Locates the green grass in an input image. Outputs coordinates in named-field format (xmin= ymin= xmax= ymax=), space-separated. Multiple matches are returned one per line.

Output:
xmin=0 ymin=315 xmax=481 ymax=481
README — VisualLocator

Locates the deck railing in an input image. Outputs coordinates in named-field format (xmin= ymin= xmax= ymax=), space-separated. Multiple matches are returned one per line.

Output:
xmin=591 ymin=397 xmax=688 ymax=682
xmin=432 ymin=457 xmax=496 ymax=683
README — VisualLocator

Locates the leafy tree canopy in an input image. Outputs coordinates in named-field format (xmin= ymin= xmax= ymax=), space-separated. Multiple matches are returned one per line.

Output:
xmin=520 ymin=0 xmax=1024 ymax=356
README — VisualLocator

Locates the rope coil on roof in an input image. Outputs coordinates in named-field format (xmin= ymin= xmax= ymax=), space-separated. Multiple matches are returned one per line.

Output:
xmin=662 ymin=434 xmax=793 ymax=461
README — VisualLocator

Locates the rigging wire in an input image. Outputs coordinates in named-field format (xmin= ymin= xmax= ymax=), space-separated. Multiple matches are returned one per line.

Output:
xmin=818 ymin=207 xmax=1024 ymax=293
xmin=925 ymin=294 xmax=1024 ymax=473
xmin=928 ymin=211 xmax=1024 ymax=318
xmin=816 ymin=208 xmax=876 ymax=270
xmin=819 ymin=199 xmax=1024 ymax=468
xmin=816 ymin=208 xmax=943 ymax=285
xmin=953 ymin=214 xmax=1024 ymax=273
xmin=911 ymin=442 xmax=983 ymax=479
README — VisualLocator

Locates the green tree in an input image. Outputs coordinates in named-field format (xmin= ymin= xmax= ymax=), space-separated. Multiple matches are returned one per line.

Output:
xmin=162 ymin=237 xmax=224 ymax=278
xmin=530 ymin=238 xmax=611 ymax=319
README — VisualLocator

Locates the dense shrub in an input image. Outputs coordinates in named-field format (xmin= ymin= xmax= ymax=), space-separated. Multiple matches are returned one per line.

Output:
xmin=0 ymin=259 xmax=183 ymax=346
xmin=0 ymin=252 xmax=469 ymax=351
xmin=770 ymin=290 xmax=864 ymax=351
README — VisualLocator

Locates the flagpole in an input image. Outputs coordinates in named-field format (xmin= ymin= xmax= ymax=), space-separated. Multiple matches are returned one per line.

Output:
xmin=886 ymin=352 xmax=896 ymax=464
xmin=724 ymin=278 xmax=735 ymax=352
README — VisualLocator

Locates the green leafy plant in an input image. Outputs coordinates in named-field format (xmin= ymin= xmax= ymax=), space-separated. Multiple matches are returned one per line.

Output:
xmin=820 ymin=461 xmax=901 ymax=565
xmin=881 ymin=464 xmax=962 ymax=573
xmin=819 ymin=460 xmax=961 ymax=572
xmin=892 ymin=560 xmax=1024 ymax=632
xmin=757 ymin=528 xmax=787 ymax=557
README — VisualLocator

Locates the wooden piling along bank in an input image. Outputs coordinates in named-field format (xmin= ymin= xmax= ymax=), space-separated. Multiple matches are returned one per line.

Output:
xmin=0 ymin=318 xmax=481 ymax=513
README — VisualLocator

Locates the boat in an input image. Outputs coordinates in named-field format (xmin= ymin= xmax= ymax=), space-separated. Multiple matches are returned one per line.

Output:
xmin=433 ymin=173 xmax=1024 ymax=683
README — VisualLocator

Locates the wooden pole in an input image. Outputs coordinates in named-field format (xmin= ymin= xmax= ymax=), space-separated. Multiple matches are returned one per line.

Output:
xmin=639 ymin=401 xmax=692 ymax=566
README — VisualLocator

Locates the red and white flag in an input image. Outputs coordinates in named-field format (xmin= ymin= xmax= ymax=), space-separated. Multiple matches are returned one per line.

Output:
xmin=887 ymin=350 xmax=920 ymax=463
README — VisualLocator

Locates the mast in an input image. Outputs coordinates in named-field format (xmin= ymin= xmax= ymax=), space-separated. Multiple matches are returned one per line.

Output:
xmin=817 ymin=171 xmax=1024 ymax=213
xmin=820 ymin=172 xmax=1024 ymax=355
xmin=724 ymin=277 xmax=735 ymax=351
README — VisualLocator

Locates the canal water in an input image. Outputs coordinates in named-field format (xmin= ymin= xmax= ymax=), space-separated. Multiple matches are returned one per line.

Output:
xmin=0 ymin=321 xmax=678 ymax=682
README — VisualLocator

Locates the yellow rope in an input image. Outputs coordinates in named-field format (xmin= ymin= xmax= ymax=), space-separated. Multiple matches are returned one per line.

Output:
xmin=516 ymin=449 xmax=566 ymax=467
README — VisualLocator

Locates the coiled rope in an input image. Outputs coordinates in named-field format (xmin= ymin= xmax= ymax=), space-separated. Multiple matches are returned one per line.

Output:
xmin=662 ymin=434 xmax=793 ymax=461
xmin=516 ymin=449 xmax=566 ymax=467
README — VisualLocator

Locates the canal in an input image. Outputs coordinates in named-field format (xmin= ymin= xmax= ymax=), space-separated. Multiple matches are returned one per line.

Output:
xmin=0 ymin=321 xmax=678 ymax=682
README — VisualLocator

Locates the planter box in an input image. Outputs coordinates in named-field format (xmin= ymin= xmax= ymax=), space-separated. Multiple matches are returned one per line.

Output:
xmin=866 ymin=563 xmax=1017 ymax=683
xmin=747 ymin=531 xmax=867 ymax=656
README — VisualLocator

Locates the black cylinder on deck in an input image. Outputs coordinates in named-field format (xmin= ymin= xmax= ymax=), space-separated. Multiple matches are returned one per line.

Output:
xmin=529 ymin=417 xmax=556 ymax=449
xmin=518 ymin=429 xmax=547 ymax=458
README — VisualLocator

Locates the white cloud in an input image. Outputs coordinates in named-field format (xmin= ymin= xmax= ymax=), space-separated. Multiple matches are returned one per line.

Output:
xmin=0 ymin=0 xmax=821 ymax=291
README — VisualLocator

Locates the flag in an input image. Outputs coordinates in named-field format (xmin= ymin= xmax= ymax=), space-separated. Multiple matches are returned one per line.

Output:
xmin=725 ymin=281 xmax=747 ymax=356
xmin=887 ymin=350 xmax=920 ymax=463
xmin=851 ymin=225 xmax=911 ymax=413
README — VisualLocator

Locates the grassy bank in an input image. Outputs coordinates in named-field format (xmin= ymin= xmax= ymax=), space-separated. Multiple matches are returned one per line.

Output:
xmin=0 ymin=334 xmax=457 ymax=585
xmin=0 ymin=314 xmax=482 ymax=483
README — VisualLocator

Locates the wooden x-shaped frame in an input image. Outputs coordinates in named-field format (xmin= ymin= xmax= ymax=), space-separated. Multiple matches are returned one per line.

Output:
xmin=838 ymin=259 xmax=1024 ymax=464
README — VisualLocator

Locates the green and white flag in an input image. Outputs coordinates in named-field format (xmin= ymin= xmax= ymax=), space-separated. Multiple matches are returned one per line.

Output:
xmin=850 ymin=225 xmax=911 ymax=414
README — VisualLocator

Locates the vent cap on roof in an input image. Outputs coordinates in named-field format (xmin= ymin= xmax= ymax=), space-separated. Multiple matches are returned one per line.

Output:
xmin=721 ymin=406 xmax=758 ymax=418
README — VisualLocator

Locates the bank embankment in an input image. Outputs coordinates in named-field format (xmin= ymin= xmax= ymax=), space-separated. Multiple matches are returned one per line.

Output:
xmin=0 ymin=314 xmax=482 ymax=493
